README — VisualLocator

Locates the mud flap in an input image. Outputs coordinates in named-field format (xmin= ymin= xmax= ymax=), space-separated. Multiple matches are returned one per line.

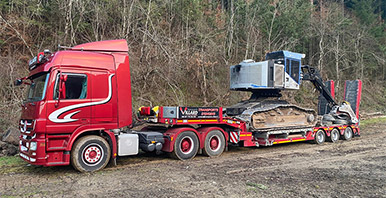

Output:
xmin=344 ymin=80 xmax=362 ymax=119
xmin=109 ymin=157 xmax=117 ymax=166
xmin=318 ymin=80 xmax=335 ymax=115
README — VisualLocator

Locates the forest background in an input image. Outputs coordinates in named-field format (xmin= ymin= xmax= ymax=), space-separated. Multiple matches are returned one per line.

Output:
xmin=0 ymin=0 xmax=385 ymax=132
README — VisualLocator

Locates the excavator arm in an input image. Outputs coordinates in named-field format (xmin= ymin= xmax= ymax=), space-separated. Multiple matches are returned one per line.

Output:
xmin=301 ymin=65 xmax=358 ymax=124
xmin=301 ymin=65 xmax=337 ymax=107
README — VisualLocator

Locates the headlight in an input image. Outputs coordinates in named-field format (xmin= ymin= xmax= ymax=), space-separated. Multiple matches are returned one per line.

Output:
xmin=30 ymin=142 xmax=37 ymax=151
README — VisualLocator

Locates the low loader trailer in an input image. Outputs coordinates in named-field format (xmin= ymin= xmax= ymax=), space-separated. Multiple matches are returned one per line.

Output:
xmin=16 ymin=40 xmax=362 ymax=172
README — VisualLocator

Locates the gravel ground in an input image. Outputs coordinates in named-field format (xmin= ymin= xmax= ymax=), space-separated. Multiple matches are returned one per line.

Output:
xmin=0 ymin=121 xmax=385 ymax=197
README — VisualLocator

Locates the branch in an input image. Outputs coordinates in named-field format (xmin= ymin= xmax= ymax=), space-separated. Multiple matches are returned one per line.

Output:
xmin=0 ymin=15 xmax=33 ymax=56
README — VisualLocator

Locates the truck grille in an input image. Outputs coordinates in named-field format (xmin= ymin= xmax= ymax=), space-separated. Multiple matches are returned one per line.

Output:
xmin=19 ymin=119 xmax=35 ymax=135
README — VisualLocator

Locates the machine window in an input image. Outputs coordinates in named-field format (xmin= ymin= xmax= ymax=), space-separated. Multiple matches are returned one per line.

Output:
xmin=54 ymin=73 xmax=87 ymax=99
xmin=285 ymin=58 xmax=290 ymax=74
xmin=290 ymin=60 xmax=300 ymax=83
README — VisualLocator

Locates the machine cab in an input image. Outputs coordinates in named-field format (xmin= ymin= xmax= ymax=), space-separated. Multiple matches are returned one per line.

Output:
xmin=230 ymin=50 xmax=305 ymax=91
xmin=265 ymin=50 xmax=305 ymax=85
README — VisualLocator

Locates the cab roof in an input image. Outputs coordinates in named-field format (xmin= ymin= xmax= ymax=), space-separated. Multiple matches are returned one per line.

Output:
xmin=72 ymin=39 xmax=128 ymax=52
xmin=28 ymin=40 xmax=128 ymax=77
xmin=266 ymin=50 xmax=305 ymax=61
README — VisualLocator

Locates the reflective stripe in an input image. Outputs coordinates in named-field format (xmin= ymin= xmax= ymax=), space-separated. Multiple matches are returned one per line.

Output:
xmin=177 ymin=119 xmax=217 ymax=123
xmin=274 ymin=138 xmax=306 ymax=144
xmin=230 ymin=132 xmax=239 ymax=143
xmin=20 ymin=153 xmax=29 ymax=160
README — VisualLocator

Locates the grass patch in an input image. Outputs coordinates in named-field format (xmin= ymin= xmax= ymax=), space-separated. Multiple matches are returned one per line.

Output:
xmin=360 ymin=117 xmax=386 ymax=128
xmin=0 ymin=156 xmax=28 ymax=174
xmin=0 ymin=155 xmax=75 ymax=175
xmin=246 ymin=182 xmax=268 ymax=190
xmin=0 ymin=156 xmax=25 ymax=166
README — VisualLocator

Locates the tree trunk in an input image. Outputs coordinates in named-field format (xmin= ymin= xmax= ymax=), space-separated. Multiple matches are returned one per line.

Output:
xmin=335 ymin=35 xmax=340 ymax=97
xmin=226 ymin=0 xmax=234 ymax=59
xmin=64 ymin=0 xmax=73 ymax=44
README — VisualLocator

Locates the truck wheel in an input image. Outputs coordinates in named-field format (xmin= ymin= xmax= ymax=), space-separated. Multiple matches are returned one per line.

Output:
xmin=314 ymin=129 xmax=326 ymax=145
xmin=71 ymin=135 xmax=111 ymax=172
xmin=171 ymin=131 xmax=199 ymax=160
xmin=342 ymin=127 xmax=353 ymax=141
xmin=203 ymin=130 xmax=225 ymax=157
xmin=328 ymin=128 xmax=340 ymax=143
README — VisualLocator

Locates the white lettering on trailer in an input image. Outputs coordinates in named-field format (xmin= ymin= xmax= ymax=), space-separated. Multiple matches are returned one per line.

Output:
xmin=48 ymin=74 xmax=114 ymax=123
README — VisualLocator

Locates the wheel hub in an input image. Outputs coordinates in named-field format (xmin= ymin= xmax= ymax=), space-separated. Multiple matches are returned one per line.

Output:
xmin=344 ymin=128 xmax=352 ymax=139
xmin=210 ymin=136 xmax=219 ymax=151
xmin=332 ymin=131 xmax=338 ymax=140
xmin=89 ymin=150 xmax=97 ymax=158
xmin=181 ymin=137 xmax=193 ymax=154
xmin=84 ymin=146 xmax=102 ymax=164
xmin=318 ymin=133 xmax=323 ymax=141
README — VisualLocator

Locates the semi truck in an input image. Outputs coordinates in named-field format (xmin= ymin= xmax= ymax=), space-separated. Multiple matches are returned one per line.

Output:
xmin=16 ymin=40 xmax=362 ymax=172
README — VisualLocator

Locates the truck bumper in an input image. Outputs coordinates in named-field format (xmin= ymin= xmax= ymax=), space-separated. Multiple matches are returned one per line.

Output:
xmin=19 ymin=136 xmax=47 ymax=165
xmin=19 ymin=135 xmax=70 ymax=166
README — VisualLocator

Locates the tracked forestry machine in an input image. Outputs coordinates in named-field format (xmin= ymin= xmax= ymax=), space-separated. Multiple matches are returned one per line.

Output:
xmin=16 ymin=40 xmax=361 ymax=172
xmin=227 ymin=51 xmax=359 ymax=133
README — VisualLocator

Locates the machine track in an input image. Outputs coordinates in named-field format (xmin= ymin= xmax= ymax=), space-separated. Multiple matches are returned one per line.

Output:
xmin=226 ymin=99 xmax=317 ymax=132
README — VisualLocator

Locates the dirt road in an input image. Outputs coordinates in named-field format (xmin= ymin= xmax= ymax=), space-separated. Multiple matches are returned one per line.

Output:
xmin=0 ymin=121 xmax=385 ymax=197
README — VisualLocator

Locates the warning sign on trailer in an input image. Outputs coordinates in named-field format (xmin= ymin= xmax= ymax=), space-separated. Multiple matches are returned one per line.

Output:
xmin=178 ymin=107 xmax=220 ymax=119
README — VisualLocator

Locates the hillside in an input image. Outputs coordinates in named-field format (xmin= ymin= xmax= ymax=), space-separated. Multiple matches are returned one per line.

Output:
xmin=0 ymin=0 xmax=385 ymax=132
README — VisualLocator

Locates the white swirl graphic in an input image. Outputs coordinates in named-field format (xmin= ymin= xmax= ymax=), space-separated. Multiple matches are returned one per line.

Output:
xmin=48 ymin=74 xmax=114 ymax=123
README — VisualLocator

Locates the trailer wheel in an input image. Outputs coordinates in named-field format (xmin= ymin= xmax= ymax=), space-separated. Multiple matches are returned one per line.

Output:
xmin=171 ymin=131 xmax=199 ymax=160
xmin=342 ymin=127 xmax=353 ymax=141
xmin=71 ymin=135 xmax=111 ymax=172
xmin=314 ymin=129 xmax=326 ymax=145
xmin=203 ymin=130 xmax=225 ymax=157
xmin=328 ymin=128 xmax=340 ymax=143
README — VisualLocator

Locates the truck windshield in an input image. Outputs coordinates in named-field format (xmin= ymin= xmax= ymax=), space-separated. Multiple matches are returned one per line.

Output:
xmin=27 ymin=73 xmax=49 ymax=102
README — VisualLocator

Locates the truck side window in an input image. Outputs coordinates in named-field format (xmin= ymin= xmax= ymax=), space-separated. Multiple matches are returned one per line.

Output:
xmin=54 ymin=73 xmax=87 ymax=100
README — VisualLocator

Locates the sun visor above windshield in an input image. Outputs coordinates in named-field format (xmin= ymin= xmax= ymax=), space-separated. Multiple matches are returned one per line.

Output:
xmin=72 ymin=39 xmax=128 ymax=52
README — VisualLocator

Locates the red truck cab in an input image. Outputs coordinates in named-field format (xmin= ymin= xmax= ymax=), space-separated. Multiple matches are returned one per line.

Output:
xmin=19 ymin=40 xmax=133 ymax=171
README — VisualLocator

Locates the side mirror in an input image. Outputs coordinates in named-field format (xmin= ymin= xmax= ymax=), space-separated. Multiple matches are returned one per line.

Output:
xmin=55 ymin=72 xmax=67 ymax=107
xmin=14 ymin=77 xmax=29 ymax=86
xmin=14 ymin=79 xmax=23 ymax=86
xmin=59 ymin=74 xmax=67 ymax=99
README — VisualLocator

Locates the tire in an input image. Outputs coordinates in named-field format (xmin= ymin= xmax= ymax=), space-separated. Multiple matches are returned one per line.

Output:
xmin=171 ymin=131 xmax=199 ymax=160
xmin=314 ymin=129 xmax=326 ymax=145
xmin=333 ymin=119 xmax=349 ymax=125
xmin=342 ymin=127 xmax=353 ymax=141
xmin=202 ymin=130 xmax=225 ymax=157
xmin=321 ymin=121 xmax=333 ymax=127
xmin=328 ymin=128 xmax=340 ymax=143
xmin=71 ymin=135 xmax=111 ymax=172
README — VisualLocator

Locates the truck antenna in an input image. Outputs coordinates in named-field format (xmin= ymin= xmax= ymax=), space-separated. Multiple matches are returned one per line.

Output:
xmin=58 ymin=44 xmax=72 ymax=50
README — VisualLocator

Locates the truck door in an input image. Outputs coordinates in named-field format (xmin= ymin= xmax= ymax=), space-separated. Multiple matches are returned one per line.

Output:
xmin=46 ymin=69 xmax=92 ymax=136
xmin=90 ymin=70 xmax=117 ymax=126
